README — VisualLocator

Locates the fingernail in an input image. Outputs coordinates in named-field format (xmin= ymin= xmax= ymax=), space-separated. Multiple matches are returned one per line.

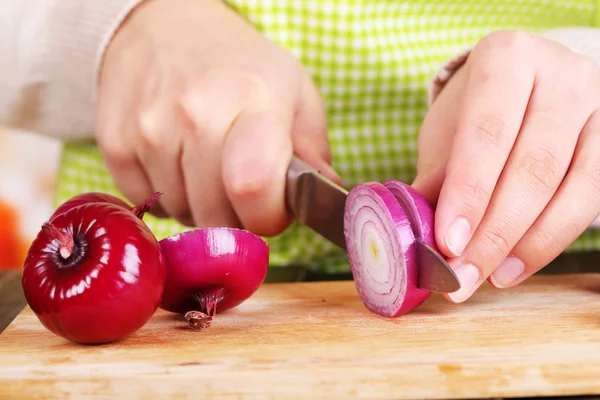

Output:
xmin=490 ymin=256 xmax=525 ymax=288
xmin=445 ymin=217 xmax=471 ymax=256
xmin=448 ymin=263 xmax=481 ymax=303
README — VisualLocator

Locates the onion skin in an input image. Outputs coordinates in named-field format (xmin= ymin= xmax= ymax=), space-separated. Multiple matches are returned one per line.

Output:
xmin=50 ymin=192 xmax=163 ymax=220
xmin=50 ymin=193 xmax=129 ymax=219
xmin=383 ymin=180 xmax=440 ymax=254
xmin=158 ymin=228 xmax=269 ymax=320
xmin=343 ymin=182 xmax=431 ymax=317
xmin=22 ymin=203 xmax=166 ymax=344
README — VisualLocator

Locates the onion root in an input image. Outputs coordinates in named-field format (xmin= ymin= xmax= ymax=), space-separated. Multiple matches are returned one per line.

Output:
xmin=184 ymin=287 xmax=226 ymax=329
xmin=41 ymin=222 xmax=74 ymax=260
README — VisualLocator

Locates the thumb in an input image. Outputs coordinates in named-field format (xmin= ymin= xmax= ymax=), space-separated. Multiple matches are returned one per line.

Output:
xmin=410 ymin=101 xmax=455 ymax=207
xmin=221 ymin=102 xmax=294 ymax=237
xmin=411 ymin=67 xmax=467 ymax=206
xmin=291 ymin=74 xmax=343 ymax=186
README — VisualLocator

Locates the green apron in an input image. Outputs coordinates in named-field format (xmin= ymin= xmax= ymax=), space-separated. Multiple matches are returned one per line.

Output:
xmin=55 ymin=0 xmax=600 ymax=276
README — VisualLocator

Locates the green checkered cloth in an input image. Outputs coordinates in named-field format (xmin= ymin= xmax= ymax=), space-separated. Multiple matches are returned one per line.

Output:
xmin=55 ymin=0 xmax=600 ymax=274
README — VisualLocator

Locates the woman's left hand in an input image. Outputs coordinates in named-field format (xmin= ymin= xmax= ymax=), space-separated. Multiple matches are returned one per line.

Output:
xmin=412 ymin=30 xmax=600 ymax=303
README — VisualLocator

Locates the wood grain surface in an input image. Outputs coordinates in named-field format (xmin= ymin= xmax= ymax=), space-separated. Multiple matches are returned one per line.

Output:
xmin=1 ymin=273 xmax=599 ymax=400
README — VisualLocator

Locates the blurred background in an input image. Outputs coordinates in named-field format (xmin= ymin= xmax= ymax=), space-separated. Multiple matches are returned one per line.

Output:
xmin=0 ymin=125 xmax=61 ymax=270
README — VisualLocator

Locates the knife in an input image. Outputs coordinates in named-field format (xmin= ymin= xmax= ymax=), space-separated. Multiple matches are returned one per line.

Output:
xmin=285 ymin=156 xmax=461 ymax=293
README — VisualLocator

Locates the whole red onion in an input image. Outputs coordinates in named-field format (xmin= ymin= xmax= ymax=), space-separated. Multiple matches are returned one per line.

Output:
xmin=22 ymin=202 xmax=166 ymax=344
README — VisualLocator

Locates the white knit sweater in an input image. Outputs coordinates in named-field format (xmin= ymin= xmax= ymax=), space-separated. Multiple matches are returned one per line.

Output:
xmin=3 ymin=0 xmax=600 ymax=140
xmin=1 ymin=1 xmax=600 ymax=226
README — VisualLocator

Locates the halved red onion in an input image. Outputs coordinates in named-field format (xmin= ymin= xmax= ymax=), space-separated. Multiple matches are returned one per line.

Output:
xmin=158 ymin=227 xmax=269 ymax=329
xmin=343 ymin=182 xmax=431 ymax=317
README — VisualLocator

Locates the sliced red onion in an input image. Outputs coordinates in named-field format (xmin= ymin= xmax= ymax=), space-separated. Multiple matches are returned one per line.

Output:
xmin=343 ymin=182 xmax=431 ymax=317
xmin=383 ymin=180 xmax=439 ymax=253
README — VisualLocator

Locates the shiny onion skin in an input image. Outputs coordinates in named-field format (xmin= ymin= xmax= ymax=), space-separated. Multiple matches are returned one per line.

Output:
xmin=158 ymin=228 xmax=269 ymax=328
xmin=22 ymin=203 xmax=166 ymax=344
xmin=383 ymin=180 xmax=441 ymax=258
xmin=343 ymin=182 xmax=431 ymax=317
xmin=50 ymin=192 xmax=163 ymax=220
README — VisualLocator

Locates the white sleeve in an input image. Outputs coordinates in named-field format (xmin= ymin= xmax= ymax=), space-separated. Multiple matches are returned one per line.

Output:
xmin=0 ymin=0 xmax=145 ymax=140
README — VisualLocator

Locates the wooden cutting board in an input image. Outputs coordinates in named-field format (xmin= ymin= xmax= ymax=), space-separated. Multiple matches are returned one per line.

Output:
xmin=1 ymin=273 xmax=599 ymax=399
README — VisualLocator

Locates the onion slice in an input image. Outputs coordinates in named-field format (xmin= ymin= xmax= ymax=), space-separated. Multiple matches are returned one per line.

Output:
xmin=343 ymin=182 xmax=431 ymax=317
xmin=383 ymin=180 xmax=440 ymax=254
xmin=158 ymin=227 xmax=269 ymax=329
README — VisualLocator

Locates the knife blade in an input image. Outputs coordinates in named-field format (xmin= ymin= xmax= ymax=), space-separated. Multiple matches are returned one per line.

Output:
xmin=285 ymin=156 xmax=461 ymax=294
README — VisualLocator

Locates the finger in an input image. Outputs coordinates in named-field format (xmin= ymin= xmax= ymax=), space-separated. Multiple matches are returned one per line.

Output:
xmin=222 ymin=102 xmax=294 ymax=237
xmin=291 ymin=73 xmax=342 ymax=185
xmin=100 ymin=129 xmax=156 ymax=212
xmin=444 ymin=59 xmax=595 ymax=303
xmin=490 ymin=109 xmax=600 ymax=288
xmin=411 ymin=65 xmax=467 ymax=206
xmin=179 ymin=73 xmax=254 ymax=229
xmin=132 ymin=69 xmax=193 ymax=223
xmin=434 ymin=34 xmax=536 ymax=258
xmin=95 ymin=79 xmax=156 ymax=214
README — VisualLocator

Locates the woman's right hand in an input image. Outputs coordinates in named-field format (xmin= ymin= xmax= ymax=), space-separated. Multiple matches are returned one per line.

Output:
xmin=96 ymin=0 xmax=341 ymax=235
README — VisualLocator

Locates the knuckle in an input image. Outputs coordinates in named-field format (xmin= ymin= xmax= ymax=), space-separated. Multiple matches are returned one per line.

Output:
xmin=478 ymin=29 xmax=534 ymax=56
xmin=470 ymin=113 xmax=506 ymax=149
xmin=575 ymin=54 xmax=599 ymax=82
xmin=226 ymin=171 xmax=270 ymax=199
xmin=452 ymin=176 xmax=492 ymax=215
xmin=137 ymin=107 xmax=168 ymax=148
xmin=97 ymin=136 xmax=134 ymax=167
xmin=531 ymin=230 xmax=561 ymax=257
xmin=574 ymin=55 xmax=600 ymax=102
xmin=561 ymin=54 xmax=597 ymax=105
xmin=583 ymin=158 xmax=600 ymax=194
xmin=519 ymin=147 xmax=561 ymax=192
xmin=235 ymin=72 xmax=270 ymax=101
xmin=481 ymin=226 xmax=512 ymax=256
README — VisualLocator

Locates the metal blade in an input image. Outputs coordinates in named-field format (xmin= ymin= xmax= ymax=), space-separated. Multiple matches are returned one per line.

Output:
xmin=286 ymin=156 xmax=348 ymax=250
xmin=285 ymin=155 xmax=461 ymax=294
xmin=415 ymin=238 xmax=461 ymax=293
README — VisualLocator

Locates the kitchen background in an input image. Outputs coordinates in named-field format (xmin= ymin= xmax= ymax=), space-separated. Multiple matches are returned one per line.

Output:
xmin=0 ymin=125 xmax=61 ymax=270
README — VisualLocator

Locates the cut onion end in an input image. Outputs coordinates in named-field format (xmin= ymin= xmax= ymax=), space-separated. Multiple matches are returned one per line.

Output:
xmin=344 ymin=182 xmax=431 ymax=318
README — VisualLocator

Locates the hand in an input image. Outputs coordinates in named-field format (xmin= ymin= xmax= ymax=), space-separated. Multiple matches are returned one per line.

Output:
xmin=412 ymin=30 xmax=600 ymax=302
xmin=95 ymin=0 xmax=340 ymax=235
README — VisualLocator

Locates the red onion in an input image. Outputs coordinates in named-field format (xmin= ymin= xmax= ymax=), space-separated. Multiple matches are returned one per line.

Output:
xmin=343 ymin=181 xmax=432 ymax=317
xmin=51 ymin=192 xmax=164 ymax=220
xmin=383 ymin=180 xmax=439 ymax=256
xmin=158 ymin=228 xmax=269 ymax=329
xmin=21 ymin=202 xmax=166 ymax=344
